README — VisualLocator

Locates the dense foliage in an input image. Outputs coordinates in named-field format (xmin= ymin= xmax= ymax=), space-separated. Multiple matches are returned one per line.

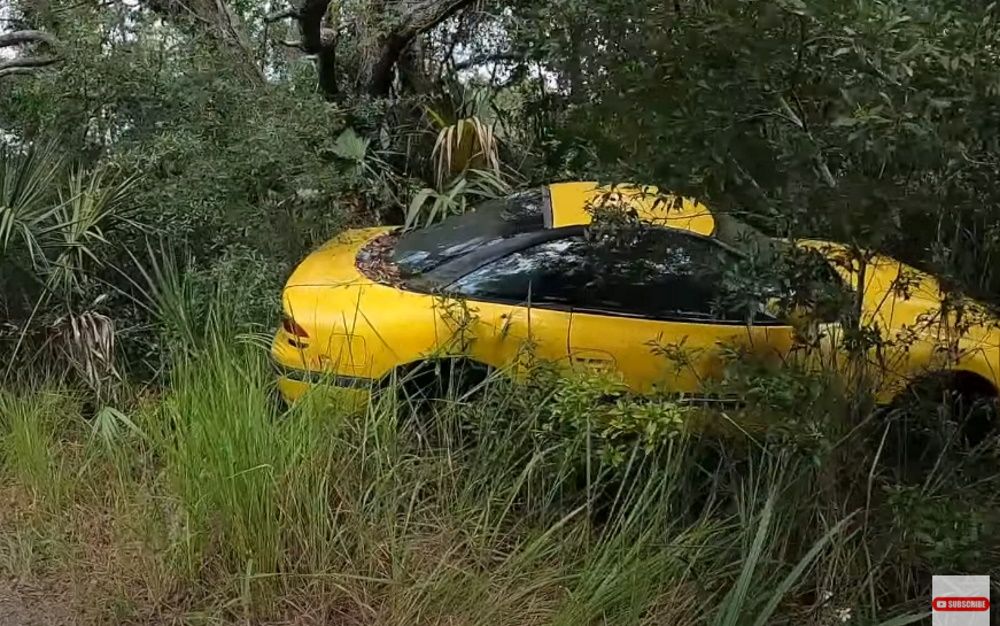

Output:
xmin=1 ymin=0 xmax=999 ymax=622
xmin=5 ymin=0 xmax=1000 ymax=301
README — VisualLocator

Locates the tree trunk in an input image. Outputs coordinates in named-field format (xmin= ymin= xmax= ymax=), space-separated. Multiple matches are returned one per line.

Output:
xmin=268 ymin=0 xmax=474 ymax=98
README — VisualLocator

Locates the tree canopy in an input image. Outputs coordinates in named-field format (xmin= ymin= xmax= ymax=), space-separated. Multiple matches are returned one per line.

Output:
xmin=2 ymin=2 xmax=1000 ymax=622
xmin=2 ymin=0 xmax=999 ymax=323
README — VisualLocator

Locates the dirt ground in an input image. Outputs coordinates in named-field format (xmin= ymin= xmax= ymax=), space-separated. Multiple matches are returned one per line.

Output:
xmin=0 ymin=579 xmax=75 ymax=626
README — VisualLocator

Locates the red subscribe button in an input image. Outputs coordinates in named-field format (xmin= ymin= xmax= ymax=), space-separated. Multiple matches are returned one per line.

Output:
xmin=932 ymin=596 xmax=990 ymax=612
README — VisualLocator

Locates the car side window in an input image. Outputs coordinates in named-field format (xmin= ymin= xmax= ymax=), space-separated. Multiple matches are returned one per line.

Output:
xmin=450 ymin=228 xmax=771 ymax=322
xmin=450 ymin=238 xmax=589 ymax=305
xmin=580 ymin=228 xmax=749 ymax=321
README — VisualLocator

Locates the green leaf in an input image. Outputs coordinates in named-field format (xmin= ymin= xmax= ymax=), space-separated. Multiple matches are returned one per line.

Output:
xmin=331 ymin=128 xmax=370 ymax=164
xmin=715 ymin=490 xmax=776 ymax=626
xmin=405 ymin=188 xmax=435 ymax=229
xmin=751 ymin=511 xmax=858 ymax=626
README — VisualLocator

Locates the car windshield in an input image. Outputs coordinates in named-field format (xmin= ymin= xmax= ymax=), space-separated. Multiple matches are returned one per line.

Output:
xmin=392 ymin=188 xmax=550 ymax=276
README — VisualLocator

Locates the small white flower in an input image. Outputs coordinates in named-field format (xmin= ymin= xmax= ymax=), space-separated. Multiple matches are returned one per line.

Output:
xmin=836 ymin=607 xmax=853 ymax=622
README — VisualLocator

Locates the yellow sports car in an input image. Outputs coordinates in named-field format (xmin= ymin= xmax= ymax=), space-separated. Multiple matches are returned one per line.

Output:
xmin=272 ymin=181 xmax=999 ymax=423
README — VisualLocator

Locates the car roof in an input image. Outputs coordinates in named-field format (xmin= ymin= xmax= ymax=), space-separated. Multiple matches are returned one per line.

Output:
xmin=393 ymin=182 xmax=721 ymax=281
xmin=546 ymin=181 xmax=716 ymax=236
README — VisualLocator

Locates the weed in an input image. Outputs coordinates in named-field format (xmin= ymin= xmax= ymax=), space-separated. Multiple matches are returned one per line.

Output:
xmin=0 ymin=311 xmax=980 ymax=623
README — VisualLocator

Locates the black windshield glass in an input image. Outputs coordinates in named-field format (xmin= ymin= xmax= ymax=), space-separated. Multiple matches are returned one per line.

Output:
xmin=392 ymin=188 xmax=549 ymax=276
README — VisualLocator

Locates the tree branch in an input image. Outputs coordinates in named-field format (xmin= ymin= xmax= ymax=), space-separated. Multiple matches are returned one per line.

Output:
xmin=0 ymin=30 xmax=58 ymax=48
xmin=0 ymin=55 xmax=58 ymax=72
xmin=296 ymin=0 xmax=333 ymax=55
xmin=0 ymin=29 xmax=60 ymax=79
xmin=265 ymin=0 xmax=476 ymax=97
xmin=364 ymin=0 xmax=476 ymax=96
xmin=0 ymin=66 xmax=47 ymax=78
xmin=266 ymin=0 xmax=338 ymax=97
xmin=453 ymin=51 xmax=524 ymax=72
xmin=398 ymin=0 xmax=474 ymax=38
xmin=264 ymin=7 xmax=299 ymax=22
xmin=138 ymin=0 xmax=265 ymax=82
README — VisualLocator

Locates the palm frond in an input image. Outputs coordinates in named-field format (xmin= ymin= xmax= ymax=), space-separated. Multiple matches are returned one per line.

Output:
xmin=52 ymin=310 xmax=120 ymax=400
xmin=47 ymin=166 xmax=138 ymax=294
xmin=405 ymin=169 xmax=511 ymax=230
xmin=124 ymin=240 xmax=202 ymax=352
xmin=331 ymin=127 xmax=371 ymax=164
xmin=431 ymin=115 xmax=501 ymax=188
xmin=0 ymin=143 xmax=136 ymax=296
xmin=0 ymin=141 xmax=65 ymax=270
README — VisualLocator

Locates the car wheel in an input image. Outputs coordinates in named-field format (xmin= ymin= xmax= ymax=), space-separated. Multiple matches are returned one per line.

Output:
xmin=391 ymin=359 xmax=493 ymax=445
xmin=396 ymin=359 xmax=488 ymax=404
xmin=882 ymin=373 xmax=999 ymax=483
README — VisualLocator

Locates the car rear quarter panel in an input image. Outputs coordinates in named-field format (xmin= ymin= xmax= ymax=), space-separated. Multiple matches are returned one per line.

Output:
xmin=274 ymin=281 xmax=459 ymax=381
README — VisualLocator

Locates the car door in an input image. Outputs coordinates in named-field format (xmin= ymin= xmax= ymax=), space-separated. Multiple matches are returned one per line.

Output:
xmin=447 ymin=236 xmax=583 ymax=377
xmin=561 ymin=228 xmax=797 ymax=395
xmin=444 ymin=227 xmax=798 ymax=394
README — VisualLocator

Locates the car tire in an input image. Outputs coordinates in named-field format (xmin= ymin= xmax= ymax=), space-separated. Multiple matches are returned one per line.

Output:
xmin=881 ymin=373 xmax=998 ymax=482
xmin=389 ymin=358 xmax=493 ymax=445
xmin=392 ymin=358 xmax=491 ymax=404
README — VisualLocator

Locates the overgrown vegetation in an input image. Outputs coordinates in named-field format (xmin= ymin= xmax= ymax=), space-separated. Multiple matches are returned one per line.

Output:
xmin=1 ymin=0 xmax=999 ymax=622
xmin=4 ymin=302 xmax=989 ymax=624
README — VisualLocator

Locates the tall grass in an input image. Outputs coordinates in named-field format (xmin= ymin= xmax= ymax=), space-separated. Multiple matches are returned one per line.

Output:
xmin=0 ymin=288 xmax=987 ymax=623
xmin=0 ymin=391 xmax=69 ymax=505
xmin=147 ymin=340 xmax=307 ymax=584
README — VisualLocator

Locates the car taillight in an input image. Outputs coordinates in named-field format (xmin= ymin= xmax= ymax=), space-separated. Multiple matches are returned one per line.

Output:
xmin=282 ymin=316 xmax=309 ymax=339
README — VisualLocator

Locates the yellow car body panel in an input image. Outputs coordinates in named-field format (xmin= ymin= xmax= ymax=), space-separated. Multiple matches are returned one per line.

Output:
xmin=272 ymin=183 xmax=1000 ymax=408
xmin=799 ymin=240 xmax=1000 ymax=402
xmin=565 ymin=313 xmax=796 ymax=394
xmin=276 ymin=375 xmax=370 ymax=408
xmin=548 ymin=181 xmax=716 ymax=235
